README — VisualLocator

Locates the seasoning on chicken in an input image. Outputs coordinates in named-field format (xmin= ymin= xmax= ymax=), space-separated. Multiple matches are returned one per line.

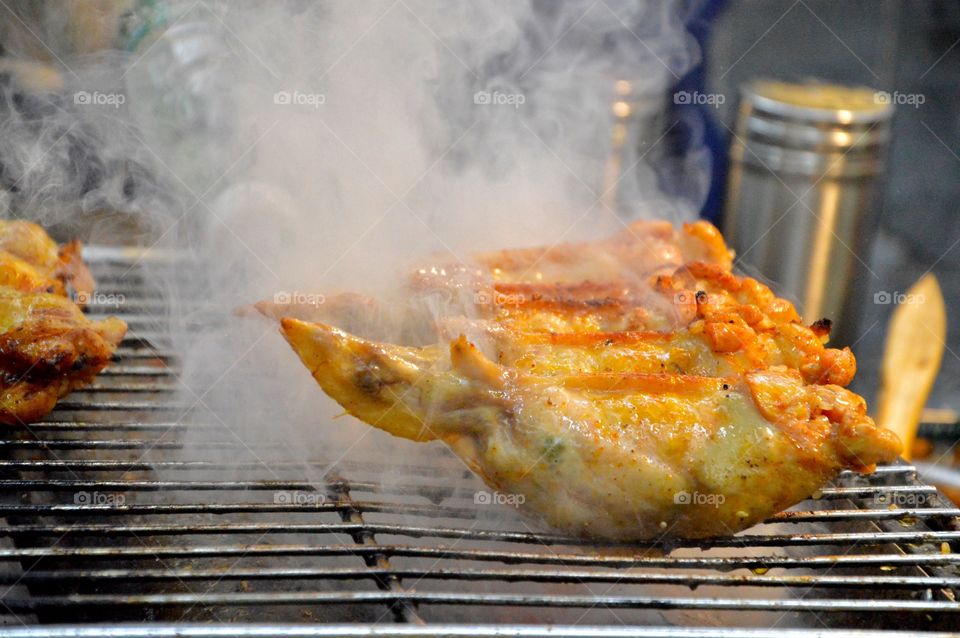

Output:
xmin=269 ymin=221 xmax=902 ymax=540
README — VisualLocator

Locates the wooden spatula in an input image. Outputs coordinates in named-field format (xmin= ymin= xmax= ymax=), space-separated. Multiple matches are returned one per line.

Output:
xmin=875 ymin=274 xmax=946 ymax=459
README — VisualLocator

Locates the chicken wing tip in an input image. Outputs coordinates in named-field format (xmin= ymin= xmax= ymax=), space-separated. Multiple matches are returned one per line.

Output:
xmin=280 ymin=315 xmax=330 ymax=334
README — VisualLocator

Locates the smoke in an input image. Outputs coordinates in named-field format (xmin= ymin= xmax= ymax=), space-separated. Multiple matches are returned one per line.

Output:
xmin=88 ymin=0 xmax=700 ymax=475
xmin=1 ymin=0 xmax=706 ymax=484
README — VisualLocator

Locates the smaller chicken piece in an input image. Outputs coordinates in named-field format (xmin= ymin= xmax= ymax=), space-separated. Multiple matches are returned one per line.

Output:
xmin=0 ymin=220 xmax=94 ymax=304
xmin=0 ymin=286 xmax=126 ymax=425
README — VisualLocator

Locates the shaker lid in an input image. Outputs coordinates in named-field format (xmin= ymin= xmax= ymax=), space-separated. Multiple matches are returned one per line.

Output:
xmin=745 ymin=80 xmax=894 ymax=125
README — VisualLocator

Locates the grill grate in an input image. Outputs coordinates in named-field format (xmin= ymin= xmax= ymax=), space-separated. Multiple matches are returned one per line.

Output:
xmin=0 ymin=249 xmax=958 ymax=636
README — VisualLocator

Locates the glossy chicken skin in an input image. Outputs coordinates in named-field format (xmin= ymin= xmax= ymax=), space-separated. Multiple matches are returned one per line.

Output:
xmin=0 ymin=287 xmax=126 ymax=425
xmin=0 ymin=221 xmax=94 ymax=303
xmin=459 ymin=263 xmax=855 ymax=387
xmin=0 ymin=251 xmax=63 ymax=295
xmin=270 ymin=220 xmax=901 ymax=540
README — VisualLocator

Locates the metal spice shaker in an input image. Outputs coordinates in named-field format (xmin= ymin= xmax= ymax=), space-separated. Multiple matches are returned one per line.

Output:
xmin=723 ymin=80 xmax=894 ymax=344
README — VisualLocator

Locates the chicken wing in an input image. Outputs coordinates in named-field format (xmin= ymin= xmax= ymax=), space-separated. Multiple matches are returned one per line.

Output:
xmin=0 ymin=286 xmax=127 ymax=425
xmin=281 ymin=318 xmax=899 ymax=540
xmin=270 ymin=220 xmax=901 ymax=540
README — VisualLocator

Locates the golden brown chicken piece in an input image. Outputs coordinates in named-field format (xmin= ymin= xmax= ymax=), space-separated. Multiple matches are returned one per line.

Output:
xmin=0 ymin=286 xmax=127 ymax=425
xmin=0 ymin=251 xmax=64 ymax=296
xmin=254 ymin=222 xmax=734 ymax=339
xmin=0 ymin=220 xmax=95 ymax=303
xmin=271 ymin=221 xmax=901 ymax=540
xmin=281 ymin=319 xmax=899 ymax=540
xmin=407 ymin=219 xmax=732 ymax=296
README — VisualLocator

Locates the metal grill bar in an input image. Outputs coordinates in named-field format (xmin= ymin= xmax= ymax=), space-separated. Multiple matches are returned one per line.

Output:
xmin=18 ymin=423 xmax=202 ymax=432
xmin=0 ymin=626 xmax=954 ymax=638
xmin=112 ymin=349 xmax=175 ymax=360
xmin=50 ymin=401 xmax=186 ymax=411
xmin=0 ymin=625 xmax=954 ymax=638
xmin=0 ymin=479 xmax=939 ymax=499
xmin=81 ymin=383 xmax=178 ymax=393
xmin=0 ymin=460 xmax=454 ymax=474
xmin=0 ymin=459 xmax=924 ymax=475
xmin=0 ymin=566 xmax=954 ymax=589
xmin=97 ymin=367 xmax=177 ymax=376
xmin=2 ymin=522 xmax=960 ymax=549
xmin=1 ymin=592 xmax=959 ymax=613
xmin=1 ymin=501 xmax=957 ymax=525
xmin=1 ymin=545 xmax=959 ymax=570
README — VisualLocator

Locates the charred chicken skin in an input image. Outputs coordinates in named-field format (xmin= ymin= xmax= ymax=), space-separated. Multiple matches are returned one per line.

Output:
xmin=267 ymin=221 xmax=901 ymax=540
xmin=0 ymin=222 xmax=125 ymax=425
xmin=0 ymin=287 xmax=127 ymax=425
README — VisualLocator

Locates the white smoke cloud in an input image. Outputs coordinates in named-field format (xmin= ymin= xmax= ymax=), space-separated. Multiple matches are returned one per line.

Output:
xmin=1 ymin=0 xmax=706 ymax=478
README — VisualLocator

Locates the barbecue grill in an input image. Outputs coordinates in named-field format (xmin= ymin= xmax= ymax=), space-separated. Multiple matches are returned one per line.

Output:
xmin=0 ymin=249 xmax=958 ymax=637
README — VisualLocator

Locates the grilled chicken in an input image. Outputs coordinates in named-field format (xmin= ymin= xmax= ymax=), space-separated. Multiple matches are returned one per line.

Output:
xmin=282 ymin=319 xmax=898 ymax=539
xmin=0 ymin=286 xmax=126 ymax=425
xmin=0 ymin=220 xmax=94 ymax=304
xmin=269 ymin=221 xmax=902 ymax=540
xmin=0 ymin=221 xmax=125 ymax=425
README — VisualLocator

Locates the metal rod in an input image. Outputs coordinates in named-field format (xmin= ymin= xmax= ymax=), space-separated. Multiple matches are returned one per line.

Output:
xmin=0 ymin=458 xmax=917 ymax=476
xmin=2 ymin=591 xmax=959 ymax=613
xmin=0 ymin=544 xmax=955 ymax=570
xmin=0 ymin=500 xmax=956 ymax=525
xmin=0 ymin=624 xmax=951 ymax=638
xmin=1 ymin=521 xmax=959 ymax=549
xmin=0 ymin=566 xmax=953 ymax=589
xmin=0 ymin=479 xmax=936 ymax=500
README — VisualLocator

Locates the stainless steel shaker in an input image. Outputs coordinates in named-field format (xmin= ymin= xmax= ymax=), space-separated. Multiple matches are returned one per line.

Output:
xmin=723 ymin=81 xmax=893 ymax=344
